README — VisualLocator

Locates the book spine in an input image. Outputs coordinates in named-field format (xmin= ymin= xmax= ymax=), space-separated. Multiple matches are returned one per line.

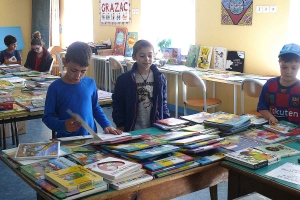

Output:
xmin=50 ymin=157 xmax=76 ymax=168
xmin=35 ymin=179 xmax=68 ymax=199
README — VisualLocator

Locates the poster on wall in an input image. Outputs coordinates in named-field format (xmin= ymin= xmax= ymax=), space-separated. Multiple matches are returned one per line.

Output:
xmin=99 ymin=0 xmax=131 ymax=26
xmin=221 ymin=0 xmax=253 ymax=26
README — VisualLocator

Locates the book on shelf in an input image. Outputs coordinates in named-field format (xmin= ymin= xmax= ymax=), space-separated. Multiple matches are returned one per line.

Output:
xmin=15 ymin=98 xmax=45 ymax=112
xmin=45 ymin=165 xmax=103 ymax=192
xmin=214 ymin=47 xmax=227 ymax=70
xmin=193 ymin=148 xmax=229 ymax=166
xmin=14 ymin=141 xmax=60 ymax=160
xmin=162 ymin=47 xmax=182 ymax=65
xmin=84 ymin=156 xmax=142 ymax=180
xmin=225 ymin=147 xmax=281 ymax=169
xmin=110 ymin=174 xmax=153 ymax=190
xmin=263 ymin=121 xmax=300 ymax=136
xmin=112 ymin=27 xmax=128 ymax=56
xmin=169 ymin=134 xmax=220 ymax=146
xmin=143 ymin=152 xmax=194 ymax=172
xmin=198 ymin=46 xmax=213 ymax=69
xmin=156 ymin=117 xmax=189 ymax=126
xmin=124 ymin=32 xmax=138 ymax=57
xmin=241 ymin=129 xmax=290 ymax=144
xmin=225 ymin=51 xmax=245 ymax=73
xmin=254 ymin=143 xmax=300 ymax=158
xmin=185 ymin=44 xmax=200 ymax=68
xmin=180 ymin=112 xmax=214 ymax=124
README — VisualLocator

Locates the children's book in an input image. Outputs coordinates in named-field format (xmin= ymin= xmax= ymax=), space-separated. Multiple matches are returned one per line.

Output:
xmin=156 ymin=117 xmax=189 ymax=126
xmin=153 ymin=122 xmax=187 ymax=131
xmin=155 ymin=162 xmax=200 ymax=178
xmin=225 ymin=147 xmax=281 ymax=169
xmin=14 ymin=141 xmax=60 ymax=160
xmin=181 ymin=124 xmax=220 ymax=135
xmin=184 ymin=138 xmax=225 ymax=149
xmin=151 ymin=131 xmax=201 ymax=141
xmin=169 ymin=134 xmax=219 ymax=146
xmin=244 ymin=114 xmax=268 ymax=127
xmin=20 ymin=157 xmax=77 ymax=181
xmin=203 ymin=113 xmax=251 ymax=130
xmin=180 ymin=112 xmax=214 ymax=124
xmin=124 ymin=32 xmax=138 ymax=57
xmin=193 ymin=148 xmax=228 ymax=166
xmin=84 ymin=157 xmax=142 ymax=180
xmin=263 ymin=121 xmax=300 ymax=136
xmin=45 ymin=165 xmax=103 ymax=192
xmin=143 ymin=152 xmax=194 ymax=171
xmin=67 ymin=151 xmax=112 ymax=165
xmin=104 ymin=168 xmax=146 ymax=184
xmin=110 ymin=174 xmax=153 ymax=190
xmin=162 ymin=48 xmax=182 ymax=65
xmin=225 ymin=51 xmax=245 ymax=73
xmin=214 ymin=47 xmax=227 ymax=70
xmin=15 ymin=99 xmax=45 ymax=112
xmin=241 ymin=129 xmax=290 ymax=144
xmin=185 ymin=45 xmax=201 ymax=68
xmin=180 ymin=142 xmax=223 ymax=154
xmin=0 ymin=79 xmax=15 ymax=90
xmin=198 ymin=46 xmax=213 ymax=69
xmin=58 ymin=135 xmax=93 ymax=142
xmin=254 ymin=144 xmax=300 ymax=158
xmin=112 ymin=27 xmax=128 ymax=56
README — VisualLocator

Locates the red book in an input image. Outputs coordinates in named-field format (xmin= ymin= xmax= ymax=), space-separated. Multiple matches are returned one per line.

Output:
xmin=156 ymin=118 xmax=189 ymax=126
xmin=112 ymin=28 xmax=128 ymax=56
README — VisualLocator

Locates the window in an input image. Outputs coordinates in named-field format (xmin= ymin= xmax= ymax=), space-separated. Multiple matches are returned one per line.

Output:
xmin=140 ymin=0 xmax=195 ymax=55
xmin=63 ymin=0 xmax=93 ymax=47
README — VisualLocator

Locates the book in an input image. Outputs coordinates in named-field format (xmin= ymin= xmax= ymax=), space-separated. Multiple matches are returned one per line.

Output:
xmin=225 ymin=147 xmax=281 ymax=169
xmin=45 ymin=165 xmax=103 ymax=192
xmin=198 ymin=46 xmax=213 ymax=69
xmin=110 ymin=174 xmax=153 ymax=190
xmin=153 ymin=122 xmax=187 ymax=131
xmin=156 ymin=117 xmax=189 ymax=126
xmin=112 ymin=27 xmax=128 ymax=56
xmin=15 ymin=98 xmax=45 ymax=112
xmin=143 ymin=152 xmax=194 ymax=171
xmin=169 ymin=134 xmax=219 ymax=146
xmin=183 ymin=137 xmax=225 ymax=149
xmin=84 ymin=157 xmax=142 ymax=180
xmin=263 ymin=121 xmax=300 ymax=136
xmin=0 ymin=79 xmax=15 ymax=90
xmin=20 ymin=157 xmax=77 ymax=181
xmin=180 ymin=142 xmax=223 ymax=154
xmin=180 ymin=112 xmax=214 ymax=124
xmin=67 ymin=151 xmax=111 ymax=165
xmin=155 ymin=162 xmax=200 ymax=178
xmin=185 ymin=45 xmax=200 ymax=68
xmin=124 ymin=32 xmax=138 ymax=57
xmin=214 ymin=47 xmax=227 ymax=70
xmin=181 ymin=124 xmax=220 ymax=135
xmin=14 ymin=141 xmax=60 ymax=160
xmin=225 ymin=51 xmax=245 ymax=73
xmin=244 ymin=114 xmax=268 ymax=127
xmin=104 ymin=168 xmax=146 ymax=184
xmin=254 ymin=144 xmax=300 ymax=158
xmin=152 ymin=131 xmax=201 ymax=141
xmin=193 ymin=148 xmax=228 ymax=166
xmin=162 ymin=47 xmax=182 ymax=65
xmin=241 ymin=129 xmax=290 ymax=144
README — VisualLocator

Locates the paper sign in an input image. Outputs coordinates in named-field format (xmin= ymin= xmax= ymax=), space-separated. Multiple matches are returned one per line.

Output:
xmin=266 ymin=162 xmax=300 ymax=185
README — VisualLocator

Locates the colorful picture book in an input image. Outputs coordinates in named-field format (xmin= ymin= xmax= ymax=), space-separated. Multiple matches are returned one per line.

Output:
xmin=214 ymin=47 xmax=227 ymax=70
xmin=84 ymin=157 xmax=142 ymax=180
xmin=254 ymin=144 xmax=300 ymax=158
xmin=180 ymin=142 xmax=223 ymax=154
xmin=112 ymin=27 xmax=128 ymax=56
xmin=68 ymin=151 xmax=111 ymax=165
xmin=169 ymin=134 xmax=219 ymax=146
xmin=185 ymin=45 xmax=200 ymax=68
xmin=225 ymin=147 xmax=281 ymax=169
xmin=244 ymin=114 xmax=268 ymax=127
xmin=225 ymin=51 xmax=245 ymax=73
xmin=124 ymin=32 xmax=138 ymax=57
xmin=221 ymin=134 xmax=267 ymax=152
xmin=45 ymin=165 xmax=103 ymax=192
xmin=143 ymin=152 xmax=194 ymax=171
xmin=153 ymin=122 xmax=186 ymax=130
xmin=198 ymin=46 xmax=213 ymax=69
xmin=162 ymin=47 xmax=182 ymax=65
xmin=241 ymin=129 xmax=290 ymax=144
xmin=184 ymin=138 xmax=225 ymax=149
xmin=203 ymin=113 xmax=251 ymax=130
xmin=152 ymin=131 xmax=200 ymax=141
xmin=156 ymin=117 xmax=189 ymax=126
xmin=15 ymin=141 xmax=60 ymax=160
xmin=181 ymin=124 xmax=220 ymax=135
xmin=15 ymin=98 xmax=45 ymax=112
xmin=155 ymin=162 xmax=200 ymax=178
xmin=180 ymin=112 xmax=214 ymax=124
xmin=110 ymin=174 xmax=153 ymax=190
xmin=193 ymin=148 xmax=228 ymax=166
xmin=104 ymin=168 xmax=146 ymax=184
xmin=263 ymin=121 xmax=300 ymax=136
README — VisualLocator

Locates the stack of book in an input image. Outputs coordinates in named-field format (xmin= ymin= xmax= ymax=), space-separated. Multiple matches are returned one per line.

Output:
xmin=0 ymin=95 xmax=15 ymax=110
xmin=244 ymin=114 xmax=268 ymax=127
xmin=84 ymin=157 xmax=153 ymax=190
xmin=153 ymin=117 xmax=190 ymax=130
xmin=15 ymin=98 xmax=45 ymax=112
xmin=179 ymin=112 xmax=215 ymax=124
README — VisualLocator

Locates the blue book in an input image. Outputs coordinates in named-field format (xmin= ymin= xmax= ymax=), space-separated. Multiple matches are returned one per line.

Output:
xmin=125 ymin=145 xmax=180 ymax=160
xmin=124 ymin=32 xmax=138 ymax=57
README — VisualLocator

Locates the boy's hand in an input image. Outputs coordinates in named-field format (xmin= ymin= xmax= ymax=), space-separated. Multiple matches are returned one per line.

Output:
xmin=104 ymin=126 xmax=123 ymax=135
xmin=268 ymin=116 xmax=278 ymax=124
xmin=65 ymin=117 xmax=81 ymax=133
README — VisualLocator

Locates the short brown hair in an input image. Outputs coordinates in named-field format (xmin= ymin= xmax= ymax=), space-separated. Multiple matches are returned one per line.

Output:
xmin=278 ymin=53 xmax=300 ymax=63
xmin=65 ymin=41 xmax=92 ymax=67
xmin=132 ymin=40 xmax=154 ymax=56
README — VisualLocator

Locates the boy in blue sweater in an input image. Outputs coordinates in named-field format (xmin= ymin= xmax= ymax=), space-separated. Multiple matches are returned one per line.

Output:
xmin=43 ymin=41 xmax=122 ymax=138
xmin=0 ymin=35 xmax=22 ymax=65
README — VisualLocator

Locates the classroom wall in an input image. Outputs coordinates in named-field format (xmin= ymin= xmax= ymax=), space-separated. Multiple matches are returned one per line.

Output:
xmin=0 ymin=0 xmax=32 ymax=64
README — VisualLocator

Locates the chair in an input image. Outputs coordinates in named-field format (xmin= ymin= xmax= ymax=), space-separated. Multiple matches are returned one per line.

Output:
xmin=241 ymin=78 xmax=265 ymax=116
xmin=181 ymin=70 xmax=222 ymax=115
xmin=126 ymin=62 xmax=133 ymax=71
xmin=54 ymin=51 xmax=65 ymax=77
xmin=48 ymin=59 xmax=54 ymax=75
xmin=108 ymin=57 xmax=124 ymax=90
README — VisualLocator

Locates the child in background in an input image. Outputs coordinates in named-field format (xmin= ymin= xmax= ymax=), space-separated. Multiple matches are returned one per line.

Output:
xmin=257 ymin=43 xmax=300 ymax=125
xmin=0 ymin=35 xmax=22 ymax=65
xmin=24 ymin=31 xmax=53 ymax=72
xmin=112 ymin=39 xmax=170 ymax=132
xmin=43 ymin=41 xmax=122 ymax=138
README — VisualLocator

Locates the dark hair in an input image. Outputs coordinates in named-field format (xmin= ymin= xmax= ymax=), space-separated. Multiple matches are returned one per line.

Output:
xmin=278 ymin=53 xmax=300 ymax=63
xmin=4 ymin=35 xmax=17 ymax=46
xmin=31 ymin=31 xmax=45 ymax=46
xmin=65 ymin=41 xmax=92 ymax=67
xmin=132 ymin=40 xmax=154 ymax=56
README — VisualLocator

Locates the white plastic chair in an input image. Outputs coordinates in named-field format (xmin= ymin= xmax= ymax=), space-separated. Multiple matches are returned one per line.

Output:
xmin=54 ymin=51 xmax=65 ymax=77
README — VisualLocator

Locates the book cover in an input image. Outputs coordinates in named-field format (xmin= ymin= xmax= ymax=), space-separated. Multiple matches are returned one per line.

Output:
xmin=185 ymin=45 xmax=200 ymax=68
xmin=153 ymin=122 xmax=186 ymax=131
xmin=15 ymin=141 xmax=60 ymax=160
xmin=68 ymin=151 xmax=111 ymax=165
xmin=180 ymin=112 xmax=214 ymax=124
xmin=254 ymin=144 xmax=300 ymax=158
xmin=124 ymin=32 xmax=138 ymax=57
xmin=45 ymin=165 xmax=103 ymax=192
xmin=15 ymin=99 xmax=45 ymax=112
xmin=244 ymin=114 xmax=268 ymax=127
xmin=110 ymin=174 xmax=153 ymax=190
xmin=156 ymin=117 xmax=189 ymax=126
xmin=263 ymin=121 xmax=300 ymax=136
xmin=143 ymin=152 xmax=194 ymax=171
xmin=203 ymin=113 xmax=251 ymax=129
xmin=104 ymin=168 xmax=146 ymax=184
xmin=198 ymin=46 xmax=213 ymax=69
xmin=225 ymin=147 xmax=281 ymax=169
xmin=84 ymin=157 xmax=142 ymax=180
xmin=225 ymin=51 xmax=245 ymax=73
xmin=181 ymin=124 xmax=220 ymax=135
xmin=180 ymin=142 xmax=223 ymax=154
xmin=112 ymin=27 xmax=128 ymax=56
xmin=193 ymin=148 xmax=228 ymax=166
xmin=184 ymin=138 xmax=225 ymax=149
xmin=162 ymin=48 xmax=182 ymax=65
xmin=152 ymin=131 xmax=201 ymax=141
xmin=242 ymin=129 xmax=290 ymax=144
xmin=169 ymin=134 xmax=219 ymax=146
xmin=155 ymin=162 xmax=200 ymax=178
xmin=214 ymin=47 xmax=227 ymax=70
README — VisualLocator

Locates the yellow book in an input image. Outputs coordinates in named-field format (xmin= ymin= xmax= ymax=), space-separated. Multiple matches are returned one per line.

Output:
xmin=45 ymin=165 xmax=103 ymax=192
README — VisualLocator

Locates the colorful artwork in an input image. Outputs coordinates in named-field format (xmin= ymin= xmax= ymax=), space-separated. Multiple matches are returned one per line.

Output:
xmin=221 ymin=0 xmax=253 ymax=26
xmin=198 ymin=46 xmax=213 ymax=69
xmin=99 ymin=0 xmax=132 ymax=26
xmin=112 ymin=28 xmax=128 ymax=56
xmin=124 ymin=32 xmax=138 ymax=57
xmin=185 ymin=45 xmax=200 ymax=68
xmin=162 ymin=48 xmax=182 ymax=65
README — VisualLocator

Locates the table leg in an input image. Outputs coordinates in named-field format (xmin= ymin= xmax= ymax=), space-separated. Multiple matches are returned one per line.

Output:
xmin=209 ymin=185 xmax=218 ymax=200
xmin=14 ymin=121 xmax=19 ymax=147
xmin=2 ymin=123 xmax=6 ymax=149
xmin=10 ymin=122 xmax=15 ymax=145
xmin=234 ymin=85 xmax=237 ymax=114
xmin=175 ymin=74 xmax=178 ymax=118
